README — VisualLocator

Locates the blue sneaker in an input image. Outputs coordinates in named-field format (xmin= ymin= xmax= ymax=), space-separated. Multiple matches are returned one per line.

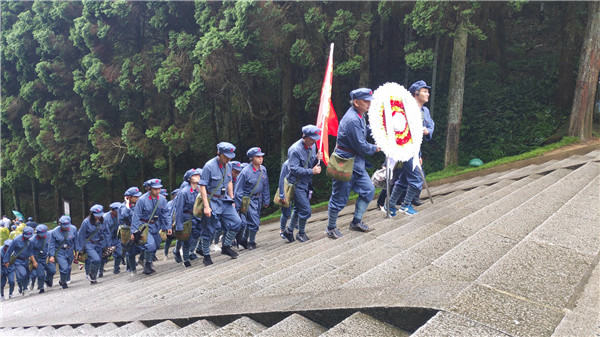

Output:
xmin=385 ymin=205 xmax=397 ymax=217
xmin=399 ymin=205 xmax=417 ymax=215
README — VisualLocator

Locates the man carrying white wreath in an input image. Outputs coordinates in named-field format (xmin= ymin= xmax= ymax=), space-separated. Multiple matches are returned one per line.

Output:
xmin=388 ymin=80 xmax=435 ymax=216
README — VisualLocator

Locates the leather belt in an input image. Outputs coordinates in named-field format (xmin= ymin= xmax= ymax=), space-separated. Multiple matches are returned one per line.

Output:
xmin=336 ymin=146 xmax=356 ymax=155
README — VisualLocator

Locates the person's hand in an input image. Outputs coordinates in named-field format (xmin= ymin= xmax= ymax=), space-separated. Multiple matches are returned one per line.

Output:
xmin=167 ymin=229 xmax=172 ymax=236
xmin=3 ymin=263 xmax=8 ymax=268
xmin=375 ymin=146 xmax=381 ymax=152
xmin=32 ymin=261 xmax=38 ymax=269
xmin=204 ymin=206 xmax=212 ymax=218
xmin=312 ymin=165 xmax=322 ymax=175
xmin=317 ymin=152 xmax=323 ymax=161
xmin=130 ymin=234 xmax=135 ymax=241
xmin=423 ymin=128 xmax=429 ymax=136
xmin=49 ymin=256 xmax=55 ymax=263
xmin=420 ymin=157 xmax=423 ymax=166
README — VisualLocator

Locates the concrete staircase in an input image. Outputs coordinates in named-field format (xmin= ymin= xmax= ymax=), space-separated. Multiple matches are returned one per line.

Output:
xmin=1 ymin=149 xmax=598 ymax=336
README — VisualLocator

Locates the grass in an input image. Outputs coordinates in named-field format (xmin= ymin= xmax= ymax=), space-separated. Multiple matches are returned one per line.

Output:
xmin=425 ymin=136 xmax=579 ymax=182
xmin=260 ymin=136 xmax=581 ymax=222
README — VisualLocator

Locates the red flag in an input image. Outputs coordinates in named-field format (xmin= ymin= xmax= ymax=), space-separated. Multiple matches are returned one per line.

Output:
xmin=316 ymin=43 xmax=338 ymax=166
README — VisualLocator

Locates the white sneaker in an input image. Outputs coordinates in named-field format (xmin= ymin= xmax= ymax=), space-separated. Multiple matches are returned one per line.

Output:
xmin=379 ymin=206 xmax=387 ymax=214
xmin=67 ymin=280 xmax=71 ymax=284
xmin=210 ymin=244 xmax=221 ymax=253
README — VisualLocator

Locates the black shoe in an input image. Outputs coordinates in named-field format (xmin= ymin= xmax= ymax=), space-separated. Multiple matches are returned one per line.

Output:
xmin=195 ymin=249 xmax=204 ymax=257
xmin=221 ymin=245 xmax=238 ymax=259
xmin=248 ymin=242 xmax=256 ymax=250
xmin=412 ymin=198 xmax=423 ymax=206
xmin=349 ymin=221 xmax=371 ymax=232
xmin=184 ymin=261 xmax=191 ymax=268
xmin=173 ymin=251 xmax=182 ymax=263
xmin=45 ymin=279 xmax=53 ymax=288
xmin=143 ymin=262 xmax=155 ymax=275
xmin=59 ymin=282 xmax=68 ymax=289
xmin=326 ymin=228 xmax=343 ymax=239
xmin=203 ymin=255 xmax=213 ymax=266
xmin=189 ymin=253 xmax=198 ymax=261
xmin=39 ymin=289 xmax=44 ymax=294
xmin=153 ymin=256 xmax=158 ymax=262
xmin=98 ymin=272 xmax=103 ymax=278
xmin=237 ymin=238 xmax=248 ymax=249
xmin=296 ymin=233 xmax=310 ymax=242
xmin=113 ymin=269 xmax=120 ymax=275
xmin=283 ymin=229 xmax=295 ymax=243
xmin=90 ymin=279 xmax=97 ymax=285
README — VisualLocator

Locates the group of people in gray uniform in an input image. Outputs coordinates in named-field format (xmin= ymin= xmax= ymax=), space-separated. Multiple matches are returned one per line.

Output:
xmin=1 ymin=82 xmax=434 ymax=299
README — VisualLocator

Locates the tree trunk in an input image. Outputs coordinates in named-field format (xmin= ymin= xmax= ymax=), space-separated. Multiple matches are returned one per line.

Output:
xmin=139 ymin=158 xmax=145 ymax=187
xmin=31 ymin=179 xmax=39 ymax=221
xmin=12 ymin=186 xmax=20 ymax=212
xmin=280 ymin=48 xmax=294 ymax=162
xmin=555 ymin=4 xmax=578 ymax=112
xmin=430 ymin=34 xmax=440 ymax=117
xmin=444 ymin=19 xmax=469 ymax=167
xmin=54 ymin=185 xmax=62 ymax=221
xmin=168 ymin=150 xmax=175 ymax=192
xmin=81 ymin=184 xmax=88 ymax=220
xmin=403 ymin=27 xmax=412 ymax=87
xmin=359 ymin=2 xmax=371 ymax=87
xmin=109 ymin=177 xmax=115 ymax=202
xmin=568 ymin=1 xmax=599 ymax=140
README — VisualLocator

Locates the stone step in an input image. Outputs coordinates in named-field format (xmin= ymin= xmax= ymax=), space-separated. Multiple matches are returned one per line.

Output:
xmin=343 ymin=169 xmax=571 ymax=290
xmin=319 ymin=312 xmax=409 ymax=337
xmin=36 ymin=326 xmax=56 ymax=336
xmin=112 ymin=206 xmax=355 ymax=306
xmin=167 ymin=319 xmax=219 ymax=337
xmin=333 ymin=180 xmax=531 ymax=290
xmin=162 ymin=194 xmax=439 ymax=304
xmin=53 ymin=325 xmax=76 ymax=336
xmin=253 ymin=187 xmax=492 ymax=297
xmin=423 ymin=169 xmax=573 ymax=282
xmin=3 ymin=327 xmax=26 ymax=336
xmin=256 ymin=314 xmax=326 ymax=337
xmin=89 ymin=322 xmax=119 ymax=336
xmin=211 ymin=190 xmax=465 ymax=300
xmin=410 ymin=311 xmax=509 ymax=337
xmin=111 ymin=321 xmax=148 ymax=337
xmin=206 ymin=316 xmax=266 ymax=336
xmin=72 ymin=323 xmax=96 ymax=336
xmin=528 ymin=175 xmax=600 ymax=257
xmin=130 ymin=320 xmax=180 ymax=337
xmin=551 ymin=260 xmax=600 ymax=337
xmin=449 ymin=165 xmax=600 ymax=337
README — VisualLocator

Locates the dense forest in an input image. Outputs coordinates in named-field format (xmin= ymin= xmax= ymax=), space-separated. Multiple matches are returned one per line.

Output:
xmin=1 ymin=1 xmax=599 ymax=225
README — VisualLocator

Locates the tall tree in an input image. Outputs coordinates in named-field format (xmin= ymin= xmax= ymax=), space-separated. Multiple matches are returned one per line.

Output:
xmin=568 ymin=1 xmax=599 ymax=140
xmin=444 ymin=3 xmax=486 ymax=167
